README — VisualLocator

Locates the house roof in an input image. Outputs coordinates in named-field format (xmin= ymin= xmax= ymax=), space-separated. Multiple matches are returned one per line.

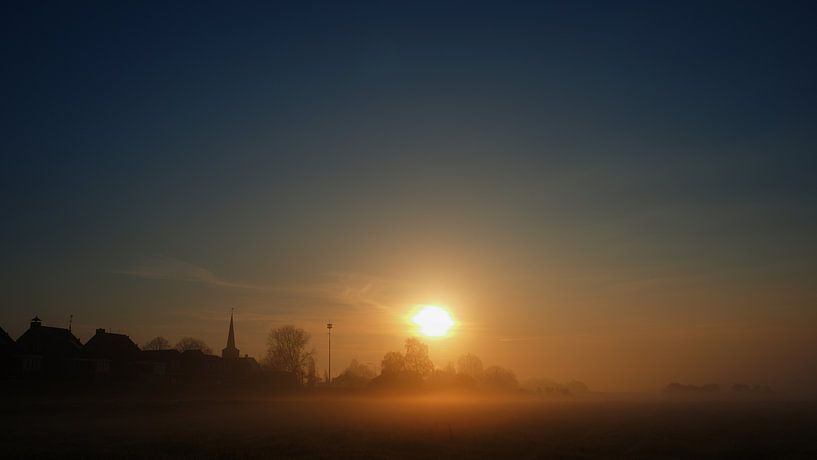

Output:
xmin=16 ymin=325 xmax=82 ymax=357
xmin=0 ymin=326 xmax=13 ymax=346
xmin=81 ymin=329 xmax=141 ymax=360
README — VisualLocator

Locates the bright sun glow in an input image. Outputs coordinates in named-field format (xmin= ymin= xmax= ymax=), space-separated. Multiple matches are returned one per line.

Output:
xmin=412 ymin=306 xmax=455 ymax=337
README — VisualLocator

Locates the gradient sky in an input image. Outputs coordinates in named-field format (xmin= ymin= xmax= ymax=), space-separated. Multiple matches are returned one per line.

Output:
xmin=3 ymin=1 xmax=816 ymax=394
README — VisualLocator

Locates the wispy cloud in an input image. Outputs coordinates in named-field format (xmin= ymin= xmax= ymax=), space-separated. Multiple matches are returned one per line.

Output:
xmin=169 ymin=309 xmax=286 ymax=323
xmin=496 ymin=336 xmax=544 ymax=343
xmin=114 ymin=256 xmax=268 ymax=290
xmin=118 ymin=256 xmax=415 ymax=320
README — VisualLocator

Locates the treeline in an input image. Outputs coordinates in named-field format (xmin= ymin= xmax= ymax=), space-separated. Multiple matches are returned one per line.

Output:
xmin=329 ymin=338 xmax=519 ymax=392
xmin=142 ymin=325 xmax=590 ymax=394
xmin=143 ymin=336 xmax=213 ymax=354
xmin=141 ymin=327 xmax=521 ymax=391
xmin=330 ymin=338 xmax=519 ymax=392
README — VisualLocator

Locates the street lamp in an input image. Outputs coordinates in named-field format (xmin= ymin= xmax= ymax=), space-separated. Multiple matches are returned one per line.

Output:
xmin=326 ymin=321 xmax=333 ymax=384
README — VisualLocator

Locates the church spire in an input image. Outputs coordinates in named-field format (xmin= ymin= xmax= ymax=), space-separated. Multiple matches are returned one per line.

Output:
xmin=222 ymin=309 xmax=240 ymax=359
xmin=226 ymin=310 xmax=236 ymax=349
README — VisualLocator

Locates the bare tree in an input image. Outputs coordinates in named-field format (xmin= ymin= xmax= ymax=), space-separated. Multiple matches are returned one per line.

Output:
xmin=265 ymin=325 xmax=312 ymax=383
xmin=143 ymin=336 xmax=170 ymax=350
xmin=404 ymin=337 xmax=434 ymax=377
xmin=175 ymin=337 xmax=212 ymax=354
xmin=457 ymin=353 xmax=484 ymax=379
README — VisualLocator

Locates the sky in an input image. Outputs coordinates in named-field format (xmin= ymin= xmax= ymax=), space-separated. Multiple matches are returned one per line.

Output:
xmin=2 ymin=1 xmax=817 ymax=394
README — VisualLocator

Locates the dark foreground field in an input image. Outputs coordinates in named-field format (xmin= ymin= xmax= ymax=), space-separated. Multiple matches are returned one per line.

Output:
xmin=2 ymin=391 xmax=816 ymax=459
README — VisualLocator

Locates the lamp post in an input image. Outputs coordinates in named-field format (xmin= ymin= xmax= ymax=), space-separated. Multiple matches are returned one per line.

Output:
xmin=326 ymin=321 xmax=333 ymax=385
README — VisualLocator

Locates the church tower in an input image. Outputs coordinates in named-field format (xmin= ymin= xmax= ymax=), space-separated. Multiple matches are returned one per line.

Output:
xmin=221 ymin=310 xmax=240 ymax=359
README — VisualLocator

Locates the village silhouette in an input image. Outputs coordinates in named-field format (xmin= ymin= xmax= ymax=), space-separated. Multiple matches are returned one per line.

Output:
xmin=0 ymin=313 xmax=776 ymax=400
xmin=0 ymin=312 xmax=544 ymax=393
xmin=0 ymin=313 xmax=276 ymax=386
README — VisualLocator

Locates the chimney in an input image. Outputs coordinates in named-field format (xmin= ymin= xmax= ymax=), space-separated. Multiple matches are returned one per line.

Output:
xmin=96 ymin=328 xmax=106 ymax=335
xmin=30 ymin=316 xmax=42 ymax=328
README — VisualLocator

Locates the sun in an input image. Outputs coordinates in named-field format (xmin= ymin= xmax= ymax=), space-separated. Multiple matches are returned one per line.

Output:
xmin=412 ymin=306 xmax=456 ymax=337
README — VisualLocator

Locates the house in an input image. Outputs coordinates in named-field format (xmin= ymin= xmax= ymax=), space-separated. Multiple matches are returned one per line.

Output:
xmin=14 ymin=316 xmax=82 ymax=378
xmin=0 ymin=326 xmax=16 ymax=377
xmin=180 ymin=349 xmax=224 ymax=383
xmin=138 ymin=349 xmax=182 ymax=383
xmin=78 ymin=328 xmax=142 ymax=381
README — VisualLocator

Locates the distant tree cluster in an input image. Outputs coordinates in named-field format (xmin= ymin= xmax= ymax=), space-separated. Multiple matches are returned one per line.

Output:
xmin=175 ymin=337 xmax=212 ymax=354
xmin=523 ymin=377 xmax=591 ymax=397
xmin=142 ymin=336 xmax=170 ymax=351
xmin=332 ymin=358 xmax=376 ymax=388
xmin=664 ymin=382 xmax=721 ymax=395
xmin=142 ymin=336 xmax=212 ymax=355
xmin=731 ymin=383 xmax=772 ymax=394
xmin=360 ymin=338 xmax=520 ymax=392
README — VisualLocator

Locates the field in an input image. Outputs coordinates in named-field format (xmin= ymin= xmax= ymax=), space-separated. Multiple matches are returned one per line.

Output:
xmin=2 ymin=391 xmax=816 ymax=459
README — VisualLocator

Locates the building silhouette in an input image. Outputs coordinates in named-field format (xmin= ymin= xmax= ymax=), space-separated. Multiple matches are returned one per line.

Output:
xmin=222 ymin=311 xmax=240 ymax=359
xmin=219 ymin=311 xmax=261 ymax=381
xmin=78 ymin=328 xmax=142 ymax=381
xmin=139 ymin=349 xmax=182 ymax=383
xmin=0 ymin=326 xmax=15 ymax=378
xmin=0 ymin=312 xmax=284 ymax=386
xmin=14 ymin=316 xmax=82 ymax=377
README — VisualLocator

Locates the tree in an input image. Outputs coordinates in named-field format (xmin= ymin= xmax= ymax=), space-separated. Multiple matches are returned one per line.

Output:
xmin=381 ymin=351 xmax=405 ymax=377
xmin=404 ymin=337 xmax=434 ymax=377
xmin=334 ymin=358 xmax=376 ymax=387
xmin=566 ymin=380 xmax=590 ymax=395
xmin=457 ymin=353 xmax=484 ymax=379
xmin=143 ymin=336 xmax=170 ymax=351
xmin=265 ymin=325 xmax=313 ymax=383
xmin=428 ymin=361 xmax=458 ymax=388
xmin=305 ymin=355 xmax=318 ymax=387
xmin=175 ymin=337 xmax=212 ymax=354
xmin=483 ymin=365 xmax=518 ymax=391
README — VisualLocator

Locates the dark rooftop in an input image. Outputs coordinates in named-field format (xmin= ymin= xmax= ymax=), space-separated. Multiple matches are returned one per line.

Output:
xmin=16 ymin=324 xmax=82 ymax=357
xmin=0 ymin=326 xmax=13 ymax=348
xmin=82 ymin=329 xmax=141 ymax=360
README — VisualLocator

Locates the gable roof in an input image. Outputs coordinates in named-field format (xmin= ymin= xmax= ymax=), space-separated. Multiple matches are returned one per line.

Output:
xmin=16 ymin=325 xmax=82 ymax=357
xmin=82 ymin=329 xmax=141 ymax=360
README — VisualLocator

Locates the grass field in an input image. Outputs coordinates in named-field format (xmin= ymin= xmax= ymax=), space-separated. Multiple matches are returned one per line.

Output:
xmin=2 ymin=392 xmax=816 ymax=459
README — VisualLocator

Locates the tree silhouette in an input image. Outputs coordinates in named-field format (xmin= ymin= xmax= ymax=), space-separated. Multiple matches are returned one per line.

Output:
xmin=380 ymin=351 xmax=405 ymax=377
xmin=143 ymin=336 xmax=170 ymax=350
xmin=457 ymin=353 xmax=484 ymax=379
xmin=404 ymin=337 xmax=434 ymax=377
xmin=265 ymin=325 xmax=313 ymax=383
xmin=175 ymin=337 xmax=212 ymax=354
xmin=305 ymin=355 xmax=318 ymax=387
xmin=334 ymin=358 xmax=376 ymax=387
xmin=483 ymin=365 xmax=518 ymax=391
